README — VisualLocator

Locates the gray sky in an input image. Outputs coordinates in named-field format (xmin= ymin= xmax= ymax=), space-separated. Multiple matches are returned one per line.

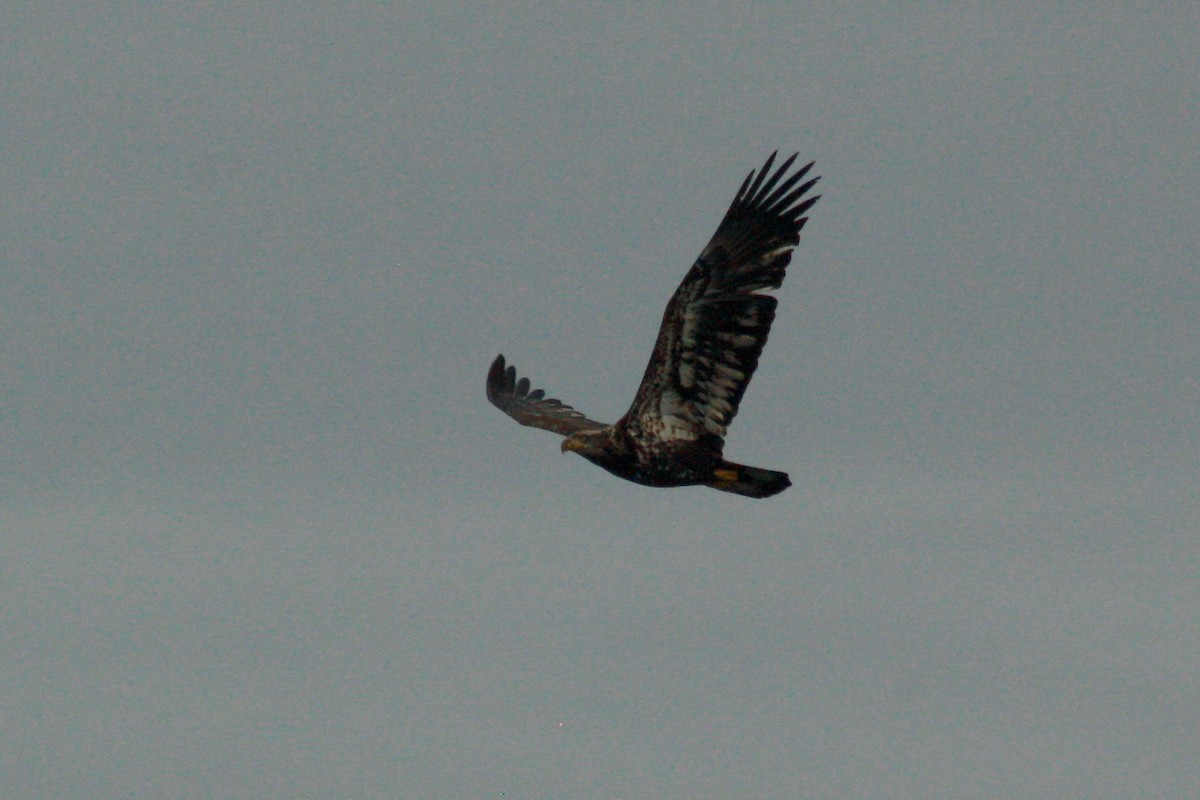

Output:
xmin=3 ymin=4 xmax=1198 ymax=798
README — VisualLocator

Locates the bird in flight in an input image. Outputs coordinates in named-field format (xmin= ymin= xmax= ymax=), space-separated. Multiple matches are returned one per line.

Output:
xmin=487 ymin=152 xmax=819 ymax=498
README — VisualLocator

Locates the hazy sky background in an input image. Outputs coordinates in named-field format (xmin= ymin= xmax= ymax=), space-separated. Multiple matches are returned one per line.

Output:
xmin=3 ymin=4 xmax=1198 ymax=798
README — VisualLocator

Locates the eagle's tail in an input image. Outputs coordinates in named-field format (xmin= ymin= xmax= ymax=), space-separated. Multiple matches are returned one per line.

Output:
xmin=707 ymin=462 xmax=791 ymax=499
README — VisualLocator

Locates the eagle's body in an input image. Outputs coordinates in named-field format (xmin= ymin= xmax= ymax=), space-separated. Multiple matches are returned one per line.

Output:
xmin=487 ymin=152 xmax=819 ymax=499
xmin=558 ymin=426 xmax=727 ymax=488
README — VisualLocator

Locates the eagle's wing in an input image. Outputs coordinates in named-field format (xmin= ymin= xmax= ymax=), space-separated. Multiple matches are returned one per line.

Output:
xmin=487 ymin=354 xmax=608 ymax=437
xmin=621 ymin=152 xmax=819 ymax=443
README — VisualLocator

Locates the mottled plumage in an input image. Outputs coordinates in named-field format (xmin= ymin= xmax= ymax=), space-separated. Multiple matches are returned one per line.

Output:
xmin=487 ymin=152 xmax=819 ymax=498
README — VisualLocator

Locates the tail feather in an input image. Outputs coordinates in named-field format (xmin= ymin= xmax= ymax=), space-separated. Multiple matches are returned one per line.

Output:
xmin=707 ymin=462 xmax=791 ymax=499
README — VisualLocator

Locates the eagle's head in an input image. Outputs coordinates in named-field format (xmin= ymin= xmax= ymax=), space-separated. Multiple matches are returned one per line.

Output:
xmin=561 ymin=429 xmax=609 ymax=458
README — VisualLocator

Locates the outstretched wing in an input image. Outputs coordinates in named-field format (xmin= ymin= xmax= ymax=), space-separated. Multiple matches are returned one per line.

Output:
xmin=621 ymin=152 xmax=819 ymax=443
xmin=487 ymin=354 xmax=608 ymax=436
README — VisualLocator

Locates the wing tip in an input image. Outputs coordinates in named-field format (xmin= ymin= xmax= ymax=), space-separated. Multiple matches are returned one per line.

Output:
xmin=737 ymin=153 xmax=820 ymax=213
xmin=487 ymin=353 xmax=513 ymax=403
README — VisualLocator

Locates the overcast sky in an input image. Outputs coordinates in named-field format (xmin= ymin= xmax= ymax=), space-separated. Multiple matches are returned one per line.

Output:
xmin=3 ymin=4 xmax=1198 ymax=799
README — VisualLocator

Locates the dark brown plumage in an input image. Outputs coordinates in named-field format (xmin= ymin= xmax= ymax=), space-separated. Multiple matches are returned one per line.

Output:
xmin=487 ymin=152 xmax=819 ymax=498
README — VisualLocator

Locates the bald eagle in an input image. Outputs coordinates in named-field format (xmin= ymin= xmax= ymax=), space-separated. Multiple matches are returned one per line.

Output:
xmin=487 ymin=152 xmax=819 ymax=498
